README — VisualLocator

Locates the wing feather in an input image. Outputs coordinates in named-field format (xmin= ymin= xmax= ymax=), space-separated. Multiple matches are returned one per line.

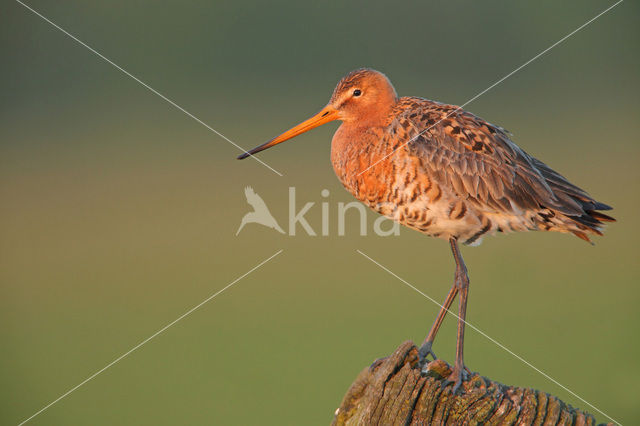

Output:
xmin=391 ymin=99 xmax=593 ymax=217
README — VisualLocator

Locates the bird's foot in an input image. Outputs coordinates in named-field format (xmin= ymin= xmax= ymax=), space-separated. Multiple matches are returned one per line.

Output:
xmin=441 ymin=364 xmax=470 ymax=395
xmin=417 ymin=341 xmax=438 ymax=370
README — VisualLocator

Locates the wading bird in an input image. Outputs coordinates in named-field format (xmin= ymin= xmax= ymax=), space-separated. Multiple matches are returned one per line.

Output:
xmin=237 ymin=68 xmax=614 ymax=393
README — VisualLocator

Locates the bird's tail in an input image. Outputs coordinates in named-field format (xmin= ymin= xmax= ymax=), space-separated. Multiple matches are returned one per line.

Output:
xmin=532 ymin=159 xmax=615 ymax=243
xmin=563 ymin=202 xmax=615 ymax=243
xmin=539 ymin=199 xmax=615 ymax=244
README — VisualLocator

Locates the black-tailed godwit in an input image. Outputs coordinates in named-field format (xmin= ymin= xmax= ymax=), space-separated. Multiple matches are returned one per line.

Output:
xmin=237 ymin=68 xmax=615 ymax=393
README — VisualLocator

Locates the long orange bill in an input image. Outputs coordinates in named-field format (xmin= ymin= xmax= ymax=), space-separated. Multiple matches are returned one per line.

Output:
xmin=237 ymin=105 xmax=339 ymax=159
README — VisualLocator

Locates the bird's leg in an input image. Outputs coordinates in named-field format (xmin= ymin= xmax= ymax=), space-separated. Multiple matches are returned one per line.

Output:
xmin=418 ymin=237 xmax=463 ymax=368
xmin=441 ymin=237 xmax=470 ymax=394
xmin=418 ymin=281 xmax=458 ymax=368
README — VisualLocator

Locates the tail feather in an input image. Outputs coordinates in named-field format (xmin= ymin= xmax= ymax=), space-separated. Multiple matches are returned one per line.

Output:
xmin=530 ymin=157 xmax=615 ymax=242
xmin=517 ymin=156 xmax=614 ymax=243
xmin=588 ymin=211 xmax=616 ymax=222
xmin=571 ymin=230 xmax=593 ymax=243
xmin=561 ymin=203 xmax=615 ymax=243
xmin=536 ymin=176 xmax=614 ymax=243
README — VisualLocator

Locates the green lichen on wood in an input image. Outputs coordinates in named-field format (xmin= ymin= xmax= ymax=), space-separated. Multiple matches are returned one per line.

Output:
xmin=332 ymin=341 xmax=612 ymax=426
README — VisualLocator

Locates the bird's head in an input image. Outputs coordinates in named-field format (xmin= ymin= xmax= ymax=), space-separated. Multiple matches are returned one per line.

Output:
xmin=237 ymin=68 xmax=398 ymax=160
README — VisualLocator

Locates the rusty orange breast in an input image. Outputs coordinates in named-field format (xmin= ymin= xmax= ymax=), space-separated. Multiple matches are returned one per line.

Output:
xmin=330 ymin=124 xmax=396 ymax=206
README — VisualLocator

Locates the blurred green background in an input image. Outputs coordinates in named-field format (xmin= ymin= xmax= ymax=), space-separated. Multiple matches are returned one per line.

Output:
xmin=2 ymin=1 xmax=639 ymax=424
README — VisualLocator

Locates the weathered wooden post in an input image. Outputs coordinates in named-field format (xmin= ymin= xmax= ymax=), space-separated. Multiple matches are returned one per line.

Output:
xmin=332 ymin=341 xmax=613 ymax=425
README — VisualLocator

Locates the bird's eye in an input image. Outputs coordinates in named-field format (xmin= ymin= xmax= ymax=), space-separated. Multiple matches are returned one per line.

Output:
xmin=353 ymin=89 xmax=362 ymax=97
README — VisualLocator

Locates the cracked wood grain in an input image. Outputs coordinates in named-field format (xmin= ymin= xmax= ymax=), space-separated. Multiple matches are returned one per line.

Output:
xmin=332 ymin=341 xmax=612 ymax=426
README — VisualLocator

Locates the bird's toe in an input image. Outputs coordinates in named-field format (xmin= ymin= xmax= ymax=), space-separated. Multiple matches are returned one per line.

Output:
xmin=417 ymin=341 xmax=437 ymax=370
xmin=441 ymin=365 xmax=470 ymax=395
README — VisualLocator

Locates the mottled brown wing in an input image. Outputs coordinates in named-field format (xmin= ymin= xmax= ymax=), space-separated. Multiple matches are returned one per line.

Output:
xmin=396 ymin=100 xmax=589 ymax=216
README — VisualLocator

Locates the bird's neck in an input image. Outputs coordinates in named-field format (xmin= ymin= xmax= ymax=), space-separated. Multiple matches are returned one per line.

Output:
xmin=330 ymin=97 xmax=398 ymax=190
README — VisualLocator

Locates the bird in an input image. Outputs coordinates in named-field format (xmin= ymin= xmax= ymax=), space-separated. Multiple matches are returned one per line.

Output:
xmin=237 ymin=68 xmax=615 ymax=393
xmin=236 ymin=186 xmax=285 ymax=235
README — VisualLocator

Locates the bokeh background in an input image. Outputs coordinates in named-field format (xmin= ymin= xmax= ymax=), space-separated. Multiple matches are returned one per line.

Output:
xmin=2 ymin=1 xmax=639 ymax=424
